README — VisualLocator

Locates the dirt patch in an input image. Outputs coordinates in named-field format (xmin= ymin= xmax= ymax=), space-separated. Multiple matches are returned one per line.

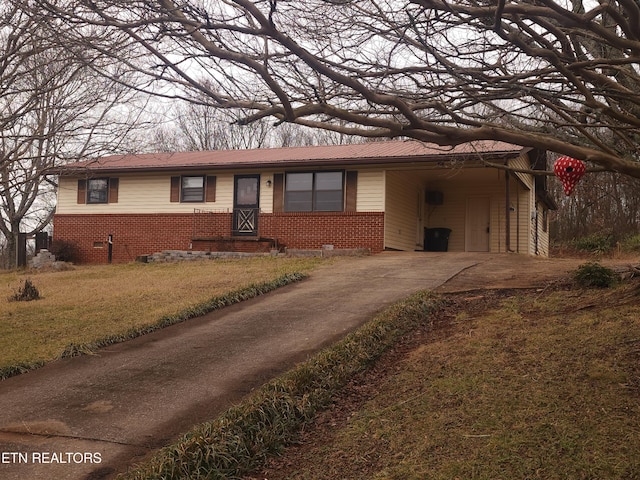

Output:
xmin=436 ymin=254 xmax=638 ymax=292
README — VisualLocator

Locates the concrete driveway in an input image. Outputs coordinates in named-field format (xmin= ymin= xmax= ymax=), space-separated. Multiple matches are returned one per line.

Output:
xmin=0 ymin=252 xmax=481 ymax=480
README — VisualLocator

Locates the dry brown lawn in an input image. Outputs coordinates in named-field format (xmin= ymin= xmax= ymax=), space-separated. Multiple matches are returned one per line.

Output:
xmin=251 ymin=280 xmax=640 ymax=479
xmin=0 ymin=257 xmax=323 ymax=371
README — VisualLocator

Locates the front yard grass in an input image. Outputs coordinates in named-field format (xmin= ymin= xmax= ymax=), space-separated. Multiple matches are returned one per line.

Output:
xmin=0 ymin=257 xmax=323 ymax=376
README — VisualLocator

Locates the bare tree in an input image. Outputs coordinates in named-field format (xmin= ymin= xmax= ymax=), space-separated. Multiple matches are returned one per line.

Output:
xmin=0 ymin=1 xmax=149 ymax=267
xmin=551 ymin=171 xmax=640 ymax=242
xmin=36 ymin=0 xmax=640 ymax=178
xmin=177 ymin=105 xmax=272 ymax=150
xmin=148 ymin=100 xmax=358 ymax=152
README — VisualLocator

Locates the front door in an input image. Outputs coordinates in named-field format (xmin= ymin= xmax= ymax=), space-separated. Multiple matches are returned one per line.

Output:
xmin=233 ymin=175 xmax=260 ymax=236
xmin=466 ymin=196 xmax=490 ymax=252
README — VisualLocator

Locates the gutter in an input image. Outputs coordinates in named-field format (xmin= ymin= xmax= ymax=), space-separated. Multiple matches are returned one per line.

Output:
xmin=50 ymin=151 xmax=523 ymax=176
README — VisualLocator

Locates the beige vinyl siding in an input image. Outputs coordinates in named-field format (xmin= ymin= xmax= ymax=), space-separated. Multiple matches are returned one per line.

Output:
xmin=385 ymin=167 xmax=509 ymax=253
xmin=509 ymin=153 xmax=534 ymax=190
xmin=535 ymin=201 xmax=551 ymax=256
xmin=356 ymin=169 xmax=385 ymax=212
xmin=426 ymin=169 xmax=504 ymax=252
xmin=58 ymin=169 xmax=369 ymax=216
xmin=507 ymin=152 xmax=553 ymax=256
xmin=426 ymin=188 xmax=466 ymax=252
xmin=57 ymin=173 xmax=236 ymax=214
xmin=504 ymin=177 xmax=533 ymax=254
xmin=507 ymin=153 xmax=536 ymax=253
xmin=384 ymin=171 xmax=422 ymax=251
xmin=489 ymin=176 xmax=532 ymax=254
xmin=259 ymin=173 xmax=275 ymax=214
xmin=529 ymin=201 xmax=551 ymax=257
xmin=424 ymin=168 xmax=534 ymax=253
xmin=510 ymin=182 xmax=533 ymax=254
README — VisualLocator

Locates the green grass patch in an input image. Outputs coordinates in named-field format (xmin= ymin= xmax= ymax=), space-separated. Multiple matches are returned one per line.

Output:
xmin=0 ymin=257 xmax=322 ymax=378
xmin=118 ymin=291 xmax=445 ymax=480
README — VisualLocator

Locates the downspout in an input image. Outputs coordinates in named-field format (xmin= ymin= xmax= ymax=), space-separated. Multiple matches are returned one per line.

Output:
xmin=516 ymin=181 xmax=520 ymax=253
xmin=534 ymin=203 xmax=540 ymax=256
xmin=108 ymin=234 xmax=113 ymax=264
xmin=505 ymin=167 xmax=512 ymax=252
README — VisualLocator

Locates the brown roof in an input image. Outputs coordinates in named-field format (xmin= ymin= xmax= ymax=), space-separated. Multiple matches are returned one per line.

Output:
xmin=60 ymin=140 xmax=525 ymax=174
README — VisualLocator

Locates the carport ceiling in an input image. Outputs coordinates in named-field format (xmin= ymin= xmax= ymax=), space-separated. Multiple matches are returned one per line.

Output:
xmin=389 ymin=165 xmax=504 ymax=185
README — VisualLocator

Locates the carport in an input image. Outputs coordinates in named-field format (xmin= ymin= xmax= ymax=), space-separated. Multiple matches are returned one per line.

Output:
xmin=383 ymin=158 xmax=555 ymax=256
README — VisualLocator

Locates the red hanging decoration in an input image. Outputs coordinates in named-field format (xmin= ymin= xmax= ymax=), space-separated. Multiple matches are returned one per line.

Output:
xmin=553 ymin=156 xmax=586 ymax=196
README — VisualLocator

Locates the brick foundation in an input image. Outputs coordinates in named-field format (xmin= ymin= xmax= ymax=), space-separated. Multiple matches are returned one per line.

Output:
xmin=53 ymin=212 xmax=385 ymax=264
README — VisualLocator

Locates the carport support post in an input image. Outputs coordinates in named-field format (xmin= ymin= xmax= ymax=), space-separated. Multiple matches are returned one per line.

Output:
xmin=505 ymin=169 xmax=512 ymax=252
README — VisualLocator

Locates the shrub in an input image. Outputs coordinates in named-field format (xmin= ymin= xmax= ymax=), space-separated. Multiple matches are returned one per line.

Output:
xmin=621 ymin=234 xmax=640 ymax=253
xmin=572 ymin=232 xmax=615 ymax=255
xmin=573 ymin=262 xmax=618 ymax=288
xmin=48 ymin=239 xmax=80 ymax=263
xmin=9 ymin=278 xmax=41 ymax=302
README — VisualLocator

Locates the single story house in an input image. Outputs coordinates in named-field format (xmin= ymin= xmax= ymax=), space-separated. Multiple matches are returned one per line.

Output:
xmin=52 ymin=140 xmax=557 ymax=263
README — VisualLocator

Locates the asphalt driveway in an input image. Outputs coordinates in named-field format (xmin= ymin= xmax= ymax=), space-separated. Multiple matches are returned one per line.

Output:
xmin=0 ymin=252 xmax=481 ymax=480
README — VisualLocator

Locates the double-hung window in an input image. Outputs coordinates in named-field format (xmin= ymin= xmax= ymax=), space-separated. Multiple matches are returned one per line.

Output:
xmin=170 ymin=175 xmax=216 ymax=203
xmin=87 ymin=178 xmax=109 ymax=204
xmin=78 ymin=178 xmax=118 ymax=204
xmin=284 ymin=171 xmax=344 ymax=212
xmin=181 ymin=176 xmax=205 ymax=202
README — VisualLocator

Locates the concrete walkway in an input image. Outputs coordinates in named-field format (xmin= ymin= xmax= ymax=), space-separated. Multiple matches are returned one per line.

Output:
xmin=0 ymin=252 xmax=482 ymax=480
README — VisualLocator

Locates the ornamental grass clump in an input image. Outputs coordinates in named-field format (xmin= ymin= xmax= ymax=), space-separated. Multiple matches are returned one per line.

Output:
xmin=573 ymin=261 xmax=618 ymax=288
xmin=8 ymin=278 xmax=41 ymax=302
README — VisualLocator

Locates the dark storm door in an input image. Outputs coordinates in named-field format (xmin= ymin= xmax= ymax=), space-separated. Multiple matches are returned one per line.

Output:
xmin=233 ymin=175 xmax=260 ymax=236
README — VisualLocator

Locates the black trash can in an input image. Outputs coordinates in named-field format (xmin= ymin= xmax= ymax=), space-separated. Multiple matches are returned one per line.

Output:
xmin=424 ymin=228 xmax=452 ymax=252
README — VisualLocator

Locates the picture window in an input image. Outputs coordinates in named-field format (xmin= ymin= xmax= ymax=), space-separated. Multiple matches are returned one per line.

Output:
xmin=284 ymin=171 xmax=343 ymax=212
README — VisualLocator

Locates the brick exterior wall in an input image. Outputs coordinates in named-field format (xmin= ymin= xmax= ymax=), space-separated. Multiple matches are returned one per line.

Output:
xmin=261 ymin=212 xmax=385 ymax=252
xmin=53 ymin=211 xmax=385 ymax=264
xmin=53 ymin=214 xmax=202 ymax=264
